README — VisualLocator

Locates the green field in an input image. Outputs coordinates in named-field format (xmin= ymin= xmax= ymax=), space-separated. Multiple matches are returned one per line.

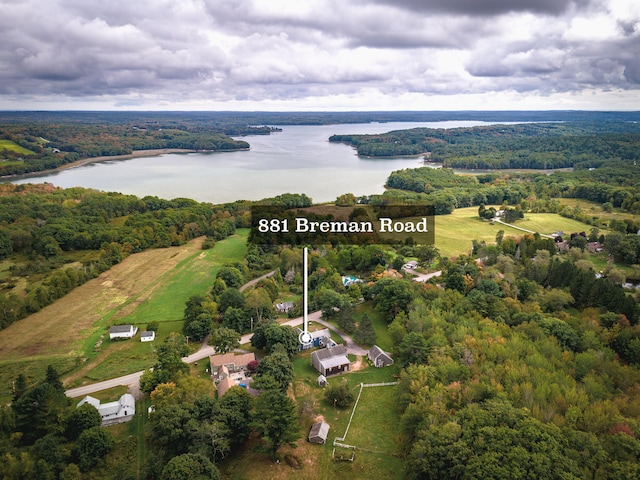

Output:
xmin=0 ymin=139 xmax=35 ymax=155
xmin=435 ymin=207 xmax=598 ymax=257
xmin=68 ymin=229 xmax=249 ymax=387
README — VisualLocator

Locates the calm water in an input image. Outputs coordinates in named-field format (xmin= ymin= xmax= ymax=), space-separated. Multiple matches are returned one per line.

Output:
xmin=12 ymin=121 xmax=496 ymax=204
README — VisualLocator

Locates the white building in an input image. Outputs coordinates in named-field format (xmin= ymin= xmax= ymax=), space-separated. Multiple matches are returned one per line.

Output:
xmin=140 ymin=331 xmax=155 ymax=342
xmin=109 ymin=325 xmax=138 ymax=340
xmin=77 ymin=393 xmax=136 ymax=426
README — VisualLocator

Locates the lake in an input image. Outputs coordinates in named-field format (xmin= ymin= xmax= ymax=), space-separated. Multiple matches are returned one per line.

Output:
xmin=11 ymin=121 xmax=499 ymax=204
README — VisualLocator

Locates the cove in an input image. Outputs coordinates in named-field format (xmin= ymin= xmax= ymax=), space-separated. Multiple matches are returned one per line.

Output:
xmin=11 ymin=121 xmax=500 ymax=204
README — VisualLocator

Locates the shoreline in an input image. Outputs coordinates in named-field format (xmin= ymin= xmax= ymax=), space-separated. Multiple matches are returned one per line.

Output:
xmin=1 ymin=148 xmax=196 ymax=181
xmin=58 ymin=148 xmax=196 ymax=170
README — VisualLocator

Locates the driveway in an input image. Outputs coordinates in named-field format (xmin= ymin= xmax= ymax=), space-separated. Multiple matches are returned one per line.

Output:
xmin=66 ymin=308 xmax=370 ymax=398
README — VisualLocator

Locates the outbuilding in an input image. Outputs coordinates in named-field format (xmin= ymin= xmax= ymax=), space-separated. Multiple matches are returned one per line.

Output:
xmin=308 ymin=421 xmax=330 ymax=444
xmin=368 ymin=345 xmax=394 ymax=367
xmin=77 ymin=393 xmax=136 ymax=426
xmin=109 ymin=324 xmax=138 ymax=340
xmin=311 ymin=345 xmax=350 ymax=376
xmin=140 ymin=331 xmax=155 ymax=342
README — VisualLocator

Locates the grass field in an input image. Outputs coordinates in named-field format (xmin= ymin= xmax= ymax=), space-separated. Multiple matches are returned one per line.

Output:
xmin=0 ymin=139 xmax=35 ymax=155
xmin=0 ymin=230 xmax=248 ymax=400
xmin=435 ymin=207 xmax=598 ymax=257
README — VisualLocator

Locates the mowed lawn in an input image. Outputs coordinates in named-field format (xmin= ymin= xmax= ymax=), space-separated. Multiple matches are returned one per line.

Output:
xmin=0 ymin=230 xmax=248 ymax=397
xmin=435 ymin=207 xmax=595 ymax=257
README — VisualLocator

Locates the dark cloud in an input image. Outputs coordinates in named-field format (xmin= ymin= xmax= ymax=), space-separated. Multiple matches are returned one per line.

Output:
xmin=0 ymin=0 xmax=637 ymax=109
xmin=364 ymin=0 xmax=594 ymax=16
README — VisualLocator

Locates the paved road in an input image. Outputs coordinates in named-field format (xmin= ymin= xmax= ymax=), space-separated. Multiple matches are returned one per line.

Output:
xmin=66 ymin=309 xmax=367 ymax=398
xmin=65 ymin=371 xmax=145 ymax=398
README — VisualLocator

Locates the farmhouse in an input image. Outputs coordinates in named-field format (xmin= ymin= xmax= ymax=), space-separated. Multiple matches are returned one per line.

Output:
xmin=368 ymin=345 xmax=394 ymax=368
xmin=77 ymin=393 xmax=136 ymax=426
xmin=311 ymin=345 xmax=350 ymax=376
xmin=140 ymin=330 xmax=155 ymax=342
xmin=209 ymin=352 xmax=256 ymax=373
xmin=308 ymin=421 xmax=330 ymax=444
xmin=109 ymin=324 xmax=138 ymax=340
xmin=210 ymin=352 xmax=257 ymax=397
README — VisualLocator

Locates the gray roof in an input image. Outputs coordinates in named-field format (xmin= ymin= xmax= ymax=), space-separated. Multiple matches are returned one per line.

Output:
xmin=368 ymin=345 xmax=393 ymax=364
xmin=110 ymin=324 xmax=134 ymax=333
xmin=309 ymin=421 xmax=330 ymax=443
xmin=312 ymin=344 xmax=347 ymax=361
xmin=140 ymin=331 xmax=155 ymax=338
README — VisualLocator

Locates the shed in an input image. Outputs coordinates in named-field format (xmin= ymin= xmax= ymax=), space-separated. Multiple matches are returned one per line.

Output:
xmin=308 ymin=421 xmax=330 ymax=444
xmin=368 ymin=345 xmax=394 ymax=368
xmin=317 ymin=375 xmax=328 ymax=387
xmin=140 ymin=331 xmax=155 ymax=342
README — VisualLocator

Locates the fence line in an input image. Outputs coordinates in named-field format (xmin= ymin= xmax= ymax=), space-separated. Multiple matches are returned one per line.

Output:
xmin=333 ymin=381 xmax=398 ymax=447
xmin=333 ymin=382 xmax=364 ymax=445
xmin=362 ymin=381 xmax=398 ymax=388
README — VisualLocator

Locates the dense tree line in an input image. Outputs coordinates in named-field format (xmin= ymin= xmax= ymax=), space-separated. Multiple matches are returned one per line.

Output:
xmin=0 ymin=366 xmax=118 ymax=478
xmin=370 ymin=240 xmax=640 ymax=478
xmin=330 ymin=122 xmax=640 ymax=170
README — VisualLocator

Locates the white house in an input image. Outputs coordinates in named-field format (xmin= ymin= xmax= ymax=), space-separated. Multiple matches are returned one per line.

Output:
xmin=109 ymin=324 xmax=138 ymax=340
xmin=77 ymin=394 xmax=136 ymax=426
xmin=140 ymin=331 xmax=155 ymax=342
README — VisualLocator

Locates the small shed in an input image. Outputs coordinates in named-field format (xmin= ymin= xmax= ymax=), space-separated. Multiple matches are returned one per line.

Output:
xmin=308 ymin=421 xmax=330 ymax=444
xmin=317 ymin=375 xmax=328 ymax=387
xmin=368 ymin=345 xmax=394 ymax=368
xmin=140 ymin=331 xmax=155 ymax=342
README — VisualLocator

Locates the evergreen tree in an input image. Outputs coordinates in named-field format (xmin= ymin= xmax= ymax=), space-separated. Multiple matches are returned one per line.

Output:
xmin=252 ymin=387 xmax=299 ymax=458
xmin=354 ymin=313 xmax=376 ymax=346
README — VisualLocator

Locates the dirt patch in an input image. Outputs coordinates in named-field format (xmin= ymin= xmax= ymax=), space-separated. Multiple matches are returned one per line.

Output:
xmin=351 ymin=355 xmax=366 ymax=372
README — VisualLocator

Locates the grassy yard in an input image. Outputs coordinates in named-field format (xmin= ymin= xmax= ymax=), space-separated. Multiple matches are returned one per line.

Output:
xmin=220 ymin=352 xmax=402 ymax=480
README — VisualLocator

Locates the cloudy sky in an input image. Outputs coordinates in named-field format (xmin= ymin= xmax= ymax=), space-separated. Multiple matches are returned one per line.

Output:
xmin=1 ymin=0 xmax=639 ymax=111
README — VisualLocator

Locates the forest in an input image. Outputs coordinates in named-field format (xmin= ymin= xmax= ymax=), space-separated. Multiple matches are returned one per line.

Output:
xmin=0 ymin=120 xmax=253 ymax=176
xmin=330 ymin=122 xmax=640 ymax=169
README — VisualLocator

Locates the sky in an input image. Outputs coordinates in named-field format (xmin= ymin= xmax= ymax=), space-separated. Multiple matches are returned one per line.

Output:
xmin=1 ymin=0 xmax=639 ymax=111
